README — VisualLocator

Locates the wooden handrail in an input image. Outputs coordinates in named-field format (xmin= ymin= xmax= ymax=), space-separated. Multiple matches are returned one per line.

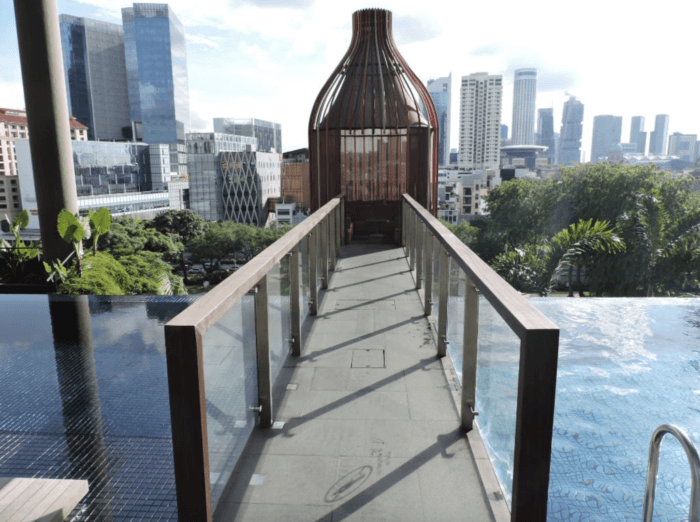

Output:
xmin=167 ymin=197 xmax=341 ymax=335
xmin=403 ymin=193 xmax=556 ymax=339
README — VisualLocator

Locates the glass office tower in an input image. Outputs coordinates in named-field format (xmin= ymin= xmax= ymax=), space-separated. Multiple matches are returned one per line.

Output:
xmin=122 ymin=4 xmax=190 ymax=144
xmin=427 ymin=74 xmax=451 ymax=166
xmin=59 ymin=15 xmax=131 ymax=141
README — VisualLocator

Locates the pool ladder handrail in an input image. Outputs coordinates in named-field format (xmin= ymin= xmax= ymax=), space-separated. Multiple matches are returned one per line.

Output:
xmin=642 ymin=424 xmax=700 ymax=522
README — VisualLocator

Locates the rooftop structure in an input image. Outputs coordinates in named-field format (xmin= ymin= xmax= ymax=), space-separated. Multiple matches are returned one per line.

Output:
xmin=309 ymin=9 xmax=438 ymax=240
xmin=213 ymin=118 xmax=282 ymax=154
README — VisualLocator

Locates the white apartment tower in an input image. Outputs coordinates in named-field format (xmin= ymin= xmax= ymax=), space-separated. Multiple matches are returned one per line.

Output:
xmin=458 ymin=73 xmax=502 ymax=171
xmin=511 ymin=68 xmax=537 ymax=145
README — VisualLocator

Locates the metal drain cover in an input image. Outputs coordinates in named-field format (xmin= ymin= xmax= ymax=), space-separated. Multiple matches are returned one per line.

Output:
xmin=351 ymin=349 xmax=385 ymax=368
xmin=335 ymin=300 xmax=396 ymax=311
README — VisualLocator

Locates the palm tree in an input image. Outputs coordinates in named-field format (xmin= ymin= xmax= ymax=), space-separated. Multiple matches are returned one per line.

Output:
xmin=548 ymin=219 xmax=626 ymax=297
xmin=620 ymin=195 xmax=700 ymax=296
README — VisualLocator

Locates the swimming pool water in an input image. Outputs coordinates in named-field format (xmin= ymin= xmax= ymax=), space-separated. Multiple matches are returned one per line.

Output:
xmin=449 ymin=297 xmax=700 ymax=522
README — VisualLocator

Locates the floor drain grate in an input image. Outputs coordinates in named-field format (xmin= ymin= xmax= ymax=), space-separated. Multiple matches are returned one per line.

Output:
xmin=351 ymin=349 xmax=385 ymax=368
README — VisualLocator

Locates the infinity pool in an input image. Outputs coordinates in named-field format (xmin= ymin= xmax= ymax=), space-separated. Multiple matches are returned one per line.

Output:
xmin=449 ymin=297 xmax=700 ymax=522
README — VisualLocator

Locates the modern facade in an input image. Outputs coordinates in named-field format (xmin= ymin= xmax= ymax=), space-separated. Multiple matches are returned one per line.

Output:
xmin=511 ymin=68 xmax=537 ymax=145
xmin=71 ymin=141 xmax=150 ymax=196
xmin=458 ymin=72 xmax=503 ymax=171
xmin=186 ymin=132 xmax=280 ymax=225
xmin=649 ymin=114 xmax=670 ymax=155
xmin=629 ymin=116 xmax=647 ymax=154
xmin=59 ymin=15 xmax=131 ymax=141
xmin=427 ymin=74 xmax=451 ymax=166
xmin=15 ymin=140 xmax=171 ymax=230
xmin=591 ymin=115 xmax=623 ymax=163
xmin=536 ymin=108 xmax=555 ymax=162
xmin=281 ymin=148 xmax=310 ymax=208
xmin=667 ymin=133 xmax=698 ymax=163
xmin=558 ymin=96 xmax=584 ymax=165
xmin=122 ymin=3 xmax=189 ymax=144
xmin=308 ymin=9 xmax=438 ymax=240
xmin=214 ymin=118 xmax=282 ymax=154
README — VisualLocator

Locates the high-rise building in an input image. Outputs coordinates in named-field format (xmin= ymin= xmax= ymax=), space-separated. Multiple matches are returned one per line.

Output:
xmin=558 ymin=96 xmax=584 ymax=165
xmin=511 ymin=68 xmax=537 ymax=145
xmin=281 ymin=149 xmax=310 ymax=209
xmin=667 ymin=133 xmax=698 ymax=163
xmin=536 ymin=108 xmax=555 ymax=162
xmin=500 ymin=124 xmax=508 ymax=141
xmin=122 ymin=4 xmax=189 ymax=144
xmin=59 ymin=15 xmax=131 ymax=141
xmin=591 ymin=115 xmax=623 ymax=163
xmin=649 ymin=114 xmax=670 ymax=155
xmin=213 ymin=118 xmax=282 ymax=153
xmin=458 ymin=72 xmax=502 ymax=171
xmin=629 ymin=116 xmax=647 ymax=154
xmin=427 ymin=74 xmax=451 ymax=166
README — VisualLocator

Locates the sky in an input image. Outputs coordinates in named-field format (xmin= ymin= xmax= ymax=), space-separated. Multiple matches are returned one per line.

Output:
xmin=1 ymin=0 xmax=697 ymax=161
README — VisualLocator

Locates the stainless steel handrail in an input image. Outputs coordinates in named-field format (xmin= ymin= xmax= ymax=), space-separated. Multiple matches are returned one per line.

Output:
xmin=642 ymin=424 xmax=700 ymax=522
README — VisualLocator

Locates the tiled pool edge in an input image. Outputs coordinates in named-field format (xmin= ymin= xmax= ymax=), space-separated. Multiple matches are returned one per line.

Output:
xmin=412 ymin=270 xmax=510 ymax=522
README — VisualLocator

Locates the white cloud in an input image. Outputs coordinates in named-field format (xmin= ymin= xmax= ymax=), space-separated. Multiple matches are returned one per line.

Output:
xmin=186 ymin=34 xmax=220 ymax=49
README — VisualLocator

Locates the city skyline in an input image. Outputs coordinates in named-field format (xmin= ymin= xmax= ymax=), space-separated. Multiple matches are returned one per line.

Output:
xmin=1 ymin=0 xmax=697 ymax=162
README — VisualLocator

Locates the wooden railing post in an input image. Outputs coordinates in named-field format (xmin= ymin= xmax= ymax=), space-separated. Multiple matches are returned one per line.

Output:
xmin=165 ymin=324 xmax=212 ymax=522
xmin=461 ymin=275 xmax=479 ymax=431
xmin=437 ymin=245 xmax=449 ymax=357
xmin=254 ymin=276 xmax=273 ymax=428
xmin=289 ymin=245 xmax=301 ymax=356
xmin=511 ymin=328 xmax=560 ymax=522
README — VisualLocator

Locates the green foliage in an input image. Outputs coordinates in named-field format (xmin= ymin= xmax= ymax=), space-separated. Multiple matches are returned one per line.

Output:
xmin=0 ymin=210 xmax=42 ymax=284
xmin=88 ymin=207 xmax=111 ymax=254
xmin=485 ymin=178 xmax=563 ymax=249
xmin=59 ymin=251 xmax=187 ymax=296
xmin=491 ymin=219 xmax=625 ymax=296
xmin=98 ymin=218 xmax=182 ymax=258
xmin=148 ymin=209 xmax=206 ymax=243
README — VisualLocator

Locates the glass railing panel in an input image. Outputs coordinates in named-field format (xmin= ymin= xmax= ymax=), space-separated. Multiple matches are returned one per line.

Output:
xmin=474 ymin=295 xmax=520 ymax=507
xmin=299 ymin=235 xmax=310 ymax=326
xmin=431 ymin=235 xmax=440 ymax=320
xmin=267 ymin=258 xmax=291 ymax=385
xmin=446 ymin=264 xmax=466 ymax=369
xmin=201 ymin=296 xmax=257 ymax=509
xmin=316 ymin=223 xmax=324 ymax=294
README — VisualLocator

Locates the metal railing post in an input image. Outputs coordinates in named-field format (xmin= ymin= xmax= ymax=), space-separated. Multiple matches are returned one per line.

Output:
xmin=165 ymin=324 xmax=212 ymax=522
xmin=402 ymin=199 xmax=407 ymax=249
xmin=437 ymin=245 xmax=450 ymax=357
xmin=423 ymin=228 xmax=433 ymax=316
xmin=289 ymin=245 xmax=301 ymax=356
xmin=254 ymin=276 xmax=273 ymax=428
xmin=511 ymin=328 xmax=560 ymax=522
xmin=408 ymin=209 xmax=415 ymax=271
xmin=309 ymin=228 xmax=318 ymax=315
xmin=340 ymin=197 xmax=345 ymax=246
xmin=461 ymin=275 xmax=479 ymax=431
xmin=330 ymin=207 xmax=337 ymax=271
xmin=415 ymin=217 xmax=423 ymax=290
xmin=321 ymin=218 xmax=329 ymax=289
xmin=335 ymin=203 xmax=341 ymax=257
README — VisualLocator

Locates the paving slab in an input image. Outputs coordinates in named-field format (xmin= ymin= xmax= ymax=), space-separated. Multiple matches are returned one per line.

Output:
xmin=214 ymin=244 xmax=497 ymax=522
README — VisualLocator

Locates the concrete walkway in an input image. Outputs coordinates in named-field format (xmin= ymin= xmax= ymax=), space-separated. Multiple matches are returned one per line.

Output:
xmin=214 ymin=244 xmax=498 ymax=522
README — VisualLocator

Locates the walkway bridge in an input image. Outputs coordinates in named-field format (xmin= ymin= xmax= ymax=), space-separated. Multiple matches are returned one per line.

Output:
xmin=165 ymin=195 xmax=560 ymax=522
